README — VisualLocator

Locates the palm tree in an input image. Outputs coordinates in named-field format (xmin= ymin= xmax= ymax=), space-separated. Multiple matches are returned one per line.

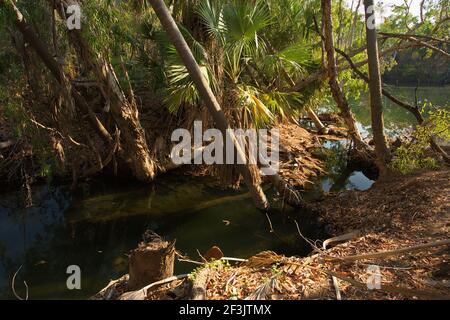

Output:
xmin=161 ymin=0 xmax=317 ymax=127
xmin=148 ymin=0 xmax=270 ymax=210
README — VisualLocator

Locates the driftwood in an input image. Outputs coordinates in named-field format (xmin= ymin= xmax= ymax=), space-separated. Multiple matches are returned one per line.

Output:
xmin=118 ymin=274 xmax=188 ymax=300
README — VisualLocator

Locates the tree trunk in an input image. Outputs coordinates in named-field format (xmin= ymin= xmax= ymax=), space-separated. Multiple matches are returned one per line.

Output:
xmin=307 ymin=107 xmax=327 ymax=134
xmin=54 ymin=0 xmax=157 ymax=182
xmin=363 ymin=0 xmax=390 ymax=175
xmin=128 ymin=235 xmax=176 ymax=291
xmin=321 ymin=0 xmax=367 ymax=149
xmin=149 ymin=0 xmax=269 ymax=210
xmin=2 ymin=0 xmax=113 ymax=145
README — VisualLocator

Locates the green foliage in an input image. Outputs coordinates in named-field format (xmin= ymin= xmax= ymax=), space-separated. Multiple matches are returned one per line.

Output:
xmin=391 ymin=106 xmax=449 ymax=174
xmin=188 ymin=259 xmax=230 ymax=280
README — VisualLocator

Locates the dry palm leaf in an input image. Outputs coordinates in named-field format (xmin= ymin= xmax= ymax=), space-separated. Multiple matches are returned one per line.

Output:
xmin=245 ymin=276 xmax=282 ymax=300
xmin=246 ymin=251 xmax=284 ymax=269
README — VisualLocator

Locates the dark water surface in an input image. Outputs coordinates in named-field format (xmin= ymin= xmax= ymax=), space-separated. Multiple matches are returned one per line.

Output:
xmin=0 ymin=164 xmax=374 ymax=300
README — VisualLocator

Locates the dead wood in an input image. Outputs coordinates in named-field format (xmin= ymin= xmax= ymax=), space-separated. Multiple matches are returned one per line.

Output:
xmin=324 ymin=239 xmax=450 ymax=263
xmin=128 ymin=232 xmax=176 ymax=291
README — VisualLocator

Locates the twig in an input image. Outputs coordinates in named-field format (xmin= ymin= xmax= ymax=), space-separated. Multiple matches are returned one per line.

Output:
xmin=225 ymin=272 xmax=238 ymax=294
xmin=178 ymin=258 xmax=204 ymax=266
xmin=221 ymin=257 xmax=248 ymax=263
xmin=322 ymin=235 xmax=350 ymax=301
xmin=292 ymin=219 xmax=321 ymax=252
xmin=197 ymin=249 xmax=207 ymax=263
xmin=11 ymin=265 xmax=28 ymax=300
xmin=265 ymin=212 xmax=274 ymax=233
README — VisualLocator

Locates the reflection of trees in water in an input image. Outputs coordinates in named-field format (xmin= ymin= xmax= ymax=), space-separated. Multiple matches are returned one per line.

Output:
xmin=352 ymin=87 xmax=449 ymax=130
xmin=318 ymin=141 xmax=375 ymax=193
xmin=0 ymin=176 xmax=325 ymax=299
xmin=0 ymin=186 xmax=73 ymax=299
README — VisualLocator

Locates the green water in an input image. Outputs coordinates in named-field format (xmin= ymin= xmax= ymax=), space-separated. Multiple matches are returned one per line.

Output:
xmin=0 ymin=174 xmax=327 ymax=300
xmin=0 ymin=163 xmax=375 ymax=300
xmin=355 ymin=86 xmax=449 ymax=137
xmin=323 ymin=86 xmax=450 ymax=137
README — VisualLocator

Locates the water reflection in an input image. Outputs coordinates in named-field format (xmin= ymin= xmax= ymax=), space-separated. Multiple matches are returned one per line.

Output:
xmin=315 ymin=140 xmax=375 ymax=194
xmin=0 ymin=175 xmax=323 ymax=300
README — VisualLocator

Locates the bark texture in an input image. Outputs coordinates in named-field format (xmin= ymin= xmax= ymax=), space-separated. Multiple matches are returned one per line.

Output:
xmin=54 ymin=0 xmax=157 ymax=182
xmin=363 ymin=0 xmax=390 ymax=174
xmin=321 ymin=0 xmax=366 ymax=149
xmin=128 ymin=234 xmax=176 ymax=291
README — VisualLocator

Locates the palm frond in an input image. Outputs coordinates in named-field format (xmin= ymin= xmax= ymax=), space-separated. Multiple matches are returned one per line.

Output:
xmin=195 ymin=0 xmax=226 ymax=42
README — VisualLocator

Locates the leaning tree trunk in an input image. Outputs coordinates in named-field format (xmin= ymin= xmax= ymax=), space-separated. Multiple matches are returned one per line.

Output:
xmin=1 ymin=0 xmax=113 ymax=145
xmin=363 ymin=0 xmax=390 ymax=175
xmin=53 ymin=0 xmax=157 ymax=182
xmin=307 ymin=107 xmax=327 ymax=134
xmin=149 ymin=0 xmax=269 ymax=210
xmin=321 ymin=0 xmax=367 ymax=149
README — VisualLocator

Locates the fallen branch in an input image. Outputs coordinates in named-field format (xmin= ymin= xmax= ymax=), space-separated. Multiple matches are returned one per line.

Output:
xmin=322 ymin=230 xmax=362 ymax=250
xmin=321 ymin=231 xmax=362 ymax=301
xmin=324 ymin=239 xmax=450 ymax=263
xmin=118 ymin=274 xmax=188 ymax=300
xmin=322 ymin=269 xmax=449 ymax=300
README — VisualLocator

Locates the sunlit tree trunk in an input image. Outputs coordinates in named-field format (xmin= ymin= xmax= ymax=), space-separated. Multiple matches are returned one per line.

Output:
xmin=148 ymin=0 xmax=269 ymax=210
xmin=53 ymin=0 xmax=157 ymax=182
xmin=363 ymin=0 xmax=390 ymax=175
xmin=321 ymin=0 xmax=367 ymax=149
xmin=307 ymin=107 xmax=327 ymax=134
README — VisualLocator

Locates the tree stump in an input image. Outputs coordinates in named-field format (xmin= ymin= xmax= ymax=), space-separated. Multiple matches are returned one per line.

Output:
xmin=128 ymin=232 xmax=176 ymax=291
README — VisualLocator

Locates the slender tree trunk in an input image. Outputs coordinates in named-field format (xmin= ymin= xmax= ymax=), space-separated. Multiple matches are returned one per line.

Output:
xmin=148 ymin=0 xmax=269 ymax=210
xmin=2 ymin=0 xmax=113 ymax=145
xmin=347 ymin=0 xmax=362 ymax=50
xmin=321 ymin=0 xmax=367 ymax=149
xmin=336 ymin=47 xmax=450 ymax=165
xmin=363 ymin=0 xmax=390 ymax=175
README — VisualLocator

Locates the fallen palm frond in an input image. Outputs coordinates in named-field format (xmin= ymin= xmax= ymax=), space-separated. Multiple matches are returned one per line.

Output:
xmin=245 ymin=275 xmax=282 ymax=300
xmin=245 ymin=251 xmax=283 ymax=269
